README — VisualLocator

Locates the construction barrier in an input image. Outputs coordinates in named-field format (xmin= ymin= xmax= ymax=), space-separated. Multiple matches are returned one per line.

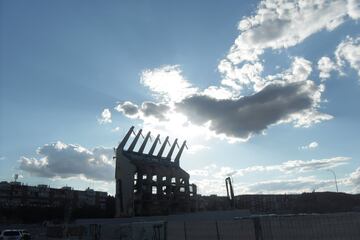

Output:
xmin=42 ymin=212 xmax=360 ymax=240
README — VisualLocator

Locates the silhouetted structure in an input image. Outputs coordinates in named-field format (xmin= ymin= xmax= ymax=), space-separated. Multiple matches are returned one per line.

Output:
xmin=235 ymin=192 xmax=360 ymax=214
xmin=0 ymin=181 xmax=113 ymax=223
xmin=225 ymin=177 xmax=235 ymax=208
xmin=115 ymin=126 xmax=197 ymax=217
xmin=0 ymin=181 xmax=107 ymax=209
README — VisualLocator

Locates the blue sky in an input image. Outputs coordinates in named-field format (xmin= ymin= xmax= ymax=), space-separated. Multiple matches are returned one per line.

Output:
xmin=1 ymin=0 xmax=360 ymax=195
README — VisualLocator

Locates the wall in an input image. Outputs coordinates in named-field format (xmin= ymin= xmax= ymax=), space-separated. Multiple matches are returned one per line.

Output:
xmin=39 ymin=212 xmax=360 ymax=239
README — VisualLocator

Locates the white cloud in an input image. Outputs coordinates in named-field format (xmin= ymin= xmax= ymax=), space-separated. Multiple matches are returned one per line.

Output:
xmin=220 ymin=56 xmax=317 ymax=102
xmin=189 ymin=157 xmax=351 ymax=195
xmin=114 ymin=61 xmax=332 ymax=142
xmin=309 ymin=141 xmax=319 ymax=149
xmin=300 ymin=141 xmax=319 ymax=150
xmin=348 ymin=0 xmax=360 ymax=19
xmin=264 ymin=57 xmax=313 ymax=86
xmin=139 ymin=113 xmax=213 ymax=144
xmin=285 ymin=108 xmax=333 ymax=128
xmin=187 ymin=169 xmax=209 ymax=177
xmin=111 ymin=126 xmax=121 ymax=132
xmin=189 ymin=164 xmax=238 ymax=195
xmin=318 ymin=56 xmax=338 ymax=80
xmin=278 ymin=157 xmax=350 ymax=172
xmin=19 ymin=141 xmax=114 ymax=182
xmin=335 ymin=36 xmax=360 ymax=79
xmin=346 ymin=167 xmax=360 ymax=192
xmin=140 ymin=65 xmax=198 ymax=102
xmin=187 ymin=144 xmax=210 ymax=154
xmin=190 ymin=156 xmax=350 ymax=178
xmin=98 ymin=108 xmax=112 ymax=124
xmin=317 ymin=35 xmax=360 ymax=81
xmin=218 ymin=0 xmax=360 ymax=109
xmin=288 ymin=57 xmax=313 ymax=82
xmin=219 ymin=61 xmax=264 ymax=93
xmin=202 ymin=86 xmax=233 ymax=100
xmin=243 ymin=177 xmax=333 ymax=194
xmin=223 ymin=0 xmax=353 ymax=69
xmin=194 ymin=178 xmax=227 ymax=195
xmin=108 ymin=1 xmax=358 ymax=142
xmin=195 ymin=174 xmax=335 ymax=195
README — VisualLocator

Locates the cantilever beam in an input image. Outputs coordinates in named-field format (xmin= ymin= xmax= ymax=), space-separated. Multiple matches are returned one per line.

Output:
xmin=128 ymin=129 xmax=142 ymax=152
xmin=138 ymin=131 xmax=151 ymax=154
xmin=166 ymin=138 xmax=178 ymax=160
xmin=157 ymin=136 xmax=170 ymax=157
xmin=118 ymin=126 xmax=135 ymax=150
xmin=148 ymin=134 xmax=161 ymax=156
xmin=174 ymin=140 xmax=187 ymax=165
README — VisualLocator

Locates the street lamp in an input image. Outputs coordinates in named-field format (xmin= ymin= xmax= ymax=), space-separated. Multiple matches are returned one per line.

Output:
xmin=327 ymin=169 xmax=338 ymax=192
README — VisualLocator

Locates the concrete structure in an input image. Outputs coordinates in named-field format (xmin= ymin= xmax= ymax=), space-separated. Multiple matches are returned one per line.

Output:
xmin=115 ymin=126 xmax=197 ymax=217
xmin=0 ymin=181 xmax=107 ymax=209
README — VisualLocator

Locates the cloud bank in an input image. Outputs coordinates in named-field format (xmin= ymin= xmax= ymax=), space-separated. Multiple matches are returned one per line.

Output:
xmin=112 ymin=57 xmax=332 ymax=142
xmin=20 ymin=141 xmax=114 ymax=182
xmin=19 ymin=141 xmax=357 ymax=194
xmin=188 ymin=156 xmax=354 ymax=195
xmin=189 ymin=157 xmax=351 ymax=178
xmin=103 ymin=0 xmax=360 ymax=142
xmin=223 ymin=0 xmax=357 ymax=65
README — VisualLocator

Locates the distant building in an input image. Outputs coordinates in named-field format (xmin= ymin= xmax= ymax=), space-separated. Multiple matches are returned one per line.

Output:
xmin=0 ymin=181 xmax=107 ymax=209
xmin=197 ymin=195 xmax=231 ymax=211
xmin=236 ymin=194 xmax=299 ymax=213
xmin=234 ymin=192 xmax=360 ymax=214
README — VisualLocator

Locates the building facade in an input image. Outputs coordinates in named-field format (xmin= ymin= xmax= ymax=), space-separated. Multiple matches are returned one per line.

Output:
xmin=0 ymin=181 xmax=107 ymax=209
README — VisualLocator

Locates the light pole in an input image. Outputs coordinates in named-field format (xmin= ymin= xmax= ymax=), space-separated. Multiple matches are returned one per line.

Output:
xmin=327 ymin=169 xmax=338 ymax=192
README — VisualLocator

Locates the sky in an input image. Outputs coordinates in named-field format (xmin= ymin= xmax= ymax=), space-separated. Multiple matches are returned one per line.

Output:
xmin=1 ymin=0 xmax=360 ymax=196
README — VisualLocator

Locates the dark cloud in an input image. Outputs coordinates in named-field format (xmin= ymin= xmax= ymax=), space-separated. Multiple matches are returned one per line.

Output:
xmin=115 ymin=101 xmax=139 ymax=117
xmin=20 ymin=142 xmax=114 ymax=181
xmin=116 ymin=101 xmax=170 ymax=121
xmin=141 ymin=101 xmax=170 ymax=120
xmin=176 ymin=81 xmax=317 ymax=139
